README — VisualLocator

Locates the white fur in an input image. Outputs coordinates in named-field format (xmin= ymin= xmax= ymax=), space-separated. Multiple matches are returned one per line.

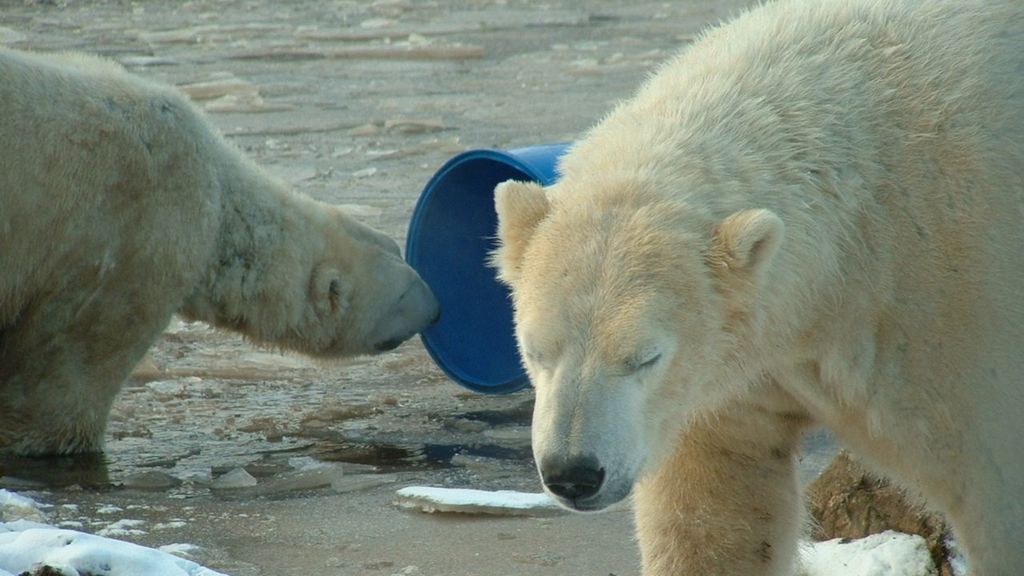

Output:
xmin=494 ymin=0 xmax=1024 ymax=574
xmin=0 ymin=48 xmax=437 ymax=456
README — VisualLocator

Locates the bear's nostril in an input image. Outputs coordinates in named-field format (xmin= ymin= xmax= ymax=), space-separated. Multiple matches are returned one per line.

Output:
xmin=542 ymin=457 xmax=605 ymax=501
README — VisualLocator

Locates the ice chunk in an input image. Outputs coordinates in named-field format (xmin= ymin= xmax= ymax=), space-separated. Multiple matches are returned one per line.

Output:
xmin=395 ymin=486 xmax=562 ymax=516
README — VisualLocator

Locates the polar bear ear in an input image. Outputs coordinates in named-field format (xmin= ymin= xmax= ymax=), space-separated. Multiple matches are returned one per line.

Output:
xmin=311 ymin=264 xmax=352 ymax=318
xmin=706 ymin=209 xmax=784 ymax=278
xmin=491 ymin=180 xmax=551 ymax=285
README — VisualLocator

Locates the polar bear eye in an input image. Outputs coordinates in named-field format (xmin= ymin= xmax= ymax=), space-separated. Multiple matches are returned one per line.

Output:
xmin=521 ymin=345 xmax=552 ymax=370
xmin=627 ymin=352 xmax=661 ymax=373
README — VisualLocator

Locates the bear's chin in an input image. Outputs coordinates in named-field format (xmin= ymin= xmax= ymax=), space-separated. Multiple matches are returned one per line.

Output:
xmin=548 ymin=482 xmax=634 ymax=513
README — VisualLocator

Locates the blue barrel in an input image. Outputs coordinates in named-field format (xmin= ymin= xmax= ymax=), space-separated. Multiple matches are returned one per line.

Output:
xmin=405 ymin=143 xmax=571 ymax=394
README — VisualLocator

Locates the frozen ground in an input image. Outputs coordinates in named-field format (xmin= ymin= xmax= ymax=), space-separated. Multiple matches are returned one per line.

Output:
xmin=1 ymin=491 xmax=941 ymax=576
xmin=0 ymin=0 xmax=858 ymax=574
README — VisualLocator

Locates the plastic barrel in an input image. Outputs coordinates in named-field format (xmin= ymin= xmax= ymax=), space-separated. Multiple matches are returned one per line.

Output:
xmin=405 ymin=143 xmax=570 ymax=394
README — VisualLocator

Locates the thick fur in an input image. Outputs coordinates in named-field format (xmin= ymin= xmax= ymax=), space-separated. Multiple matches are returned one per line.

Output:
xmin=493 ymin=0 xmax=1024 ymax=574
xmin=0 ymin=48 xmax=438 ymax=456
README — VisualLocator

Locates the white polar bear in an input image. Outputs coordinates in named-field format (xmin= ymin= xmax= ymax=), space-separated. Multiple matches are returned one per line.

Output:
xmin=492 ymin=0 xmax=1024 ymax=574
xmin=0 ymin=48 xmax=439 ymax=456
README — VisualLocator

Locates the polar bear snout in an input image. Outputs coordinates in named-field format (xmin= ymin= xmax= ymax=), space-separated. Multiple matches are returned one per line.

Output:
xmin=540 ymin=454 xmax=605 ymax=504
xmin=370 ymin=275 xmax=441 ymax=351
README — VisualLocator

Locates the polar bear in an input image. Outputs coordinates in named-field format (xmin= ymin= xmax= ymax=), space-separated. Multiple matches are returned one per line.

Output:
xmin=0 ymin=48 xmax=439 ymax=456
xmin=492 ymin=0 xmax=1024 ymax=574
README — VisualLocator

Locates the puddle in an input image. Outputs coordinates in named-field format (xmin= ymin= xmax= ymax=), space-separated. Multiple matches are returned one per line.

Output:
xmin=0 ymin=453 xmax=112 ymax=490
xmin=0 ymin=442 xmax=532 ymax=495
xmin=458 ymin=399 xmax=534 ymax=427
xmin=313 ymin=440 xmax=532 ymax=472
xmin=421 ymin=443 xmax=531 ymax=465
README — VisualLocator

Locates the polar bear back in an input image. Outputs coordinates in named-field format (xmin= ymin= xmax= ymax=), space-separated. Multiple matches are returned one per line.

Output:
xmin=0 ymin=49 xmax=223 ymax=328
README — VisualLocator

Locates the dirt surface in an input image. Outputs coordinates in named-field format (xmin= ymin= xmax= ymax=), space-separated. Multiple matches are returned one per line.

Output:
xmin=0 ymin=1 xmax=838 ymax=574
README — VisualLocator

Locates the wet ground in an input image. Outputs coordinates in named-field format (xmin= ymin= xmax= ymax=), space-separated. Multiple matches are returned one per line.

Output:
xmin=0 ymin=1 xmax=838 ymax=574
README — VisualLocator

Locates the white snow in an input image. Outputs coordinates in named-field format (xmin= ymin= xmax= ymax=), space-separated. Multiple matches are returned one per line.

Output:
xmin=0 ymin=491 xmax=40 ymax=513
xmin=154 ymin=521 xmax=188 ymax=531
xmin=97 ymin=518 xmax=147 ymax=537
xmin=0 ymin=490 xmax=219 ymax=575
xmin=0 ymin=522 xmax=226 ymax=576
xmin=0 ymin=490 xmax=46 ymax=523
xmin=799 ymin=531 xmax=936 ymax=576
xmin=159 ymin=543 xmax=202 ymax=558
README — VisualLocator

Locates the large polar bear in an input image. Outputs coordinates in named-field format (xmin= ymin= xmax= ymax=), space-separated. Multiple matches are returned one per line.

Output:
xmin=0 ymin=49 xmax=439 ymax=456
xmin=492 ymin=0 xmax=1023 ymax=574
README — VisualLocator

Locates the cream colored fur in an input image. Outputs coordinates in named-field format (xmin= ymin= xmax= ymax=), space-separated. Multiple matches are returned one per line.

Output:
xmin=493 ymin=0 xmax=1024 ymax=574
xmin=0 ymin=48 xmax=437 ymax=456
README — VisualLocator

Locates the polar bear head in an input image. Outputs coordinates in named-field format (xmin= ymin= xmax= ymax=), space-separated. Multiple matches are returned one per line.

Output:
xmin=186 ymin=198 xmax=440 ymax=360
xmin=281 ymin=204 xmax=441 ymax=358
xmin=492 ymin=179 xmax=783 ymax=512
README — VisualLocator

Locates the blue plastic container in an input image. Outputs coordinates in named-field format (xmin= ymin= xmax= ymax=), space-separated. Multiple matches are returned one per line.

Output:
xmin=405 ymin=143 xmax=571 ymax=394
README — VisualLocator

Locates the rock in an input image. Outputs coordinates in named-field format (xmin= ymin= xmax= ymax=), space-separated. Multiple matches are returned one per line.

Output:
xmin=121 ymin=470 xmax=182 ymax=491
xmin=807 ymin=451 xmax=953 ymax=575
xmin=210 ymin=468 xmax=258 ymax=489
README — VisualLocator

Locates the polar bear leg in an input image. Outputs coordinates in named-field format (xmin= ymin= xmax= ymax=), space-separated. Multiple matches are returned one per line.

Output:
xmin=633 ymin=383 xmax=810 ymax=576
xmin=0 ymin=279 xmax=174 ymax=455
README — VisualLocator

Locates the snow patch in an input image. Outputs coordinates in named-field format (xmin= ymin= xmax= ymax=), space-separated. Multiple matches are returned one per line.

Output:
xmin=0 ymin=523 xmax=225 ymax=576
xmin=154 ymin=520 xmax=189 ymax=530
xmin=98 ymin=518 xmax=147 ymax=537
xmin=159 ymin=542 xmax=202 ymax=559
xmin=0 ymin=490 xmax=46 ymax=523
xmin=800 ymin=531 xmax=936 ymax=576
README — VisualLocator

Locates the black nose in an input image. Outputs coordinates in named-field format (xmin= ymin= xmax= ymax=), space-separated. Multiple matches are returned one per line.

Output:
xmin=541 ymin=456 xmax=605 ymax=501
xmin=374 ymin=337 xmax=405 ymax=352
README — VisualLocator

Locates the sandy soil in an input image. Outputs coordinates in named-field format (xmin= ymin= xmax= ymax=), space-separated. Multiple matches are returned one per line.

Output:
xmin=0 ymin=1 xmax=839 ymax=574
